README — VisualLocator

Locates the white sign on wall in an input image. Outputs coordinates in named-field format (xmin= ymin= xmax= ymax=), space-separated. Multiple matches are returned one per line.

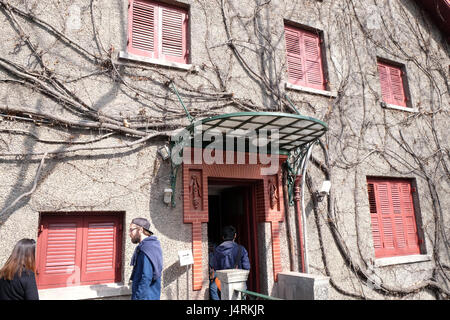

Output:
xmin=178 ymin=250 xmax=194 ymax=266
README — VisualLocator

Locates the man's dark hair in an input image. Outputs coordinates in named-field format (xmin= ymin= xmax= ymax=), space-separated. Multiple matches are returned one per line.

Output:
xmin=222 ymin=225 xmax=236 ymax=241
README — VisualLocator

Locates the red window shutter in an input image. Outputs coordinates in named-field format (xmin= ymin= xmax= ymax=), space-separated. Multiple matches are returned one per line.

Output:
xmin=377 ymin=61 xmax=407 ymax=107
xmin=389 ymin=67 xmax=406 ymax=107
xmin=37 ymin=217 xmax=83 ymax=289
xmin=37 ymin=214 xmax=123 ymax=289
xmin=128 ymin=0 xmax=158 ymax=58
xmin=303 ymin=32 xmax=325 ymax=90
xmin=367 ymin=178 xmax=421 ymax=258
xmin=377 ymin=63 xmax=391 ymax=103
xmin=160 ymin=6 xmax=188 ymax=63
xmin=81 ymin=216 xmax=122 ymax=284
xmin=285 ymin=25 xmax=325 ymax=90
xmin=285 ymin=27 xmax=304 ymax=86
xmin=368 ymin=183 xmax=382 ymax=250
xmin=128 ymin=1 xmax=188 ymax=63
xmin=400 ymin=182 xmax=420 ymax=252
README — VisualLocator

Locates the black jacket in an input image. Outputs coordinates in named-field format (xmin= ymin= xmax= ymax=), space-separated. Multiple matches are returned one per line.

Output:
xmin=0 ymin=270 xmax=39 ymax=300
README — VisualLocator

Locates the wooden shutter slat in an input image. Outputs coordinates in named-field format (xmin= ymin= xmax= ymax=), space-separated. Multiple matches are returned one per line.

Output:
xmin=377 ymin=61 xmax=407 ymax=107
xmin=377 ymin=63 xmax=392 ymax=104
xmin=368 ymin=178 xmax=421 ymax=258
xmin=285 ymin=28 xmax=304 ymax=85
xmin=377 ymin=183 xmax=391 ymax=215
xmin=81 ymin=217 xmax=120 ymax=283
xmin=391 ymin=183 xmax=401 ymax=214
xmin=389 ymin=67 xmax=406 ymax=106
xmin=161 ymin=7 xmax=185 ymax=60
xmin=303 ymin=33 xmax=325 ymax=89
xmin=285 ymin=26 xmax=325 ymax=90
xmin=129 ymin=0 xmax=156 ymax=56
xmin=382 ymin=217 xmax=395 ymax=249
xmin=45 ymin=223 xmax=77 ymax=273
xmin=37 ymin=214 xmax=122 ymax=289
xmin=394 ymin=216 xmax=407 ymax=248
xmin=371 ymin=216 xmax=383 ymax=249
xmin=37 ymin=217 xmax=83 ymax=289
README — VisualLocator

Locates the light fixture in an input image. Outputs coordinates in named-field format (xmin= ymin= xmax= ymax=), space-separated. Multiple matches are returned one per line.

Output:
xmin=158 ymin=145 xmax=170 ymax=160
xmin=163 ymin=188 xmax=173 ymax=205
xmin=315 ymin=180 xmax=331 ymax=202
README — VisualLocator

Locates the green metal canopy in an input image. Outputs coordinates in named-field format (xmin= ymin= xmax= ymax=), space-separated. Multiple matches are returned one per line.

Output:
xmin=184 ymin=112 xmax=328 ymax=155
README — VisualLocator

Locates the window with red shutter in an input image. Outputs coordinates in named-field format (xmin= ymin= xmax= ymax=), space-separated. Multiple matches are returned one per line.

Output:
xmin=367 ymin=178 xmax=421 ymax=258
xmin=36 ymin=213 xmax=123 ymax=289
xmin=377 ymin=61 xmax=408 ymax=107
xmin=284 ymin=24 xmax=326 ymax=90
xmin=128 ymin=0 xmax=188 ymax=64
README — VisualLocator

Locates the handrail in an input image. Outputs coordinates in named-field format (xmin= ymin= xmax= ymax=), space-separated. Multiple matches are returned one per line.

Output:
xmin=234 ymin=289 xmax=283 ymax=300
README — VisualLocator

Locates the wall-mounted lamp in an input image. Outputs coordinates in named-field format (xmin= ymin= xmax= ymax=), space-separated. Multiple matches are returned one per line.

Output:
xmin=315 ymin=180 xmax=331 ymax=202
xmin=158 ymin=145 xmax=170 ymax=161
xmin=163 ymin=188 xmax=173 ymax=205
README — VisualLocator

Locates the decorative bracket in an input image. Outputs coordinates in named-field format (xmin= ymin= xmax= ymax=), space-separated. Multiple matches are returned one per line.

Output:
xmin=284 ymin=140 xmax=317 ymax=206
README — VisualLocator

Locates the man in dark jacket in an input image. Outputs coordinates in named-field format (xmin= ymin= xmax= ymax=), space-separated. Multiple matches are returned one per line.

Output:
xmin=210 ymin=225 xmax=250 ymax=300
xmin=129 ymin=217 xmax=163 ymax=300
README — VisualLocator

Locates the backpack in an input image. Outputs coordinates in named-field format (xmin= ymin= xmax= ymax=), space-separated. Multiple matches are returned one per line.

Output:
xmin=210 ymin=245 xmax=243 ymax=292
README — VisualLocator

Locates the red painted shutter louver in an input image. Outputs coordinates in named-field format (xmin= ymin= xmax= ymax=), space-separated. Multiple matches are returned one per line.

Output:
xmin=128 ymin=1 xmax=188 ymax=63
xmin=129 ymin=0 xmax=157 ymax=58
xmin=285 ymin=25 xmax=325 ymax=90
xmin=303 ymin=32 xmax=325 ymax=90
xmin=368 ymin=183 xmax=382 ymax=250
xmin=81 ymin=216 xmax=121 ymax=284
xmin=160 ymin=6 xmax=188 ymax=63
xmin=37 ymin=217 xmax=83 ymax=288
xmin=285 ymin=27 xmax=304 ymax=85
xmin=37 ymin=214 xmax=123 ymax=289
xmin=367 ymin=178 xmax=421 ymax=258
xmin=377 ymin=61 xmax=407 ymax=107
xmin=377 ymin=63 xmax=391 ymax=103
xmin=389 ymin=67 xmax=406 ymax=107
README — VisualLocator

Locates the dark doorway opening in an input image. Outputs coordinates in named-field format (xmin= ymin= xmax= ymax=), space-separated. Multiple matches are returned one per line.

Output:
xmin=207 ymin=178 xmax=260 ymax=293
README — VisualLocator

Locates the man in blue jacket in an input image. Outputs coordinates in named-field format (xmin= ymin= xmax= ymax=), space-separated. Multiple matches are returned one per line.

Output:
xmin=210 ymin=225 xmax=250 ymax=300
xmin=129 ymin=217 xmax=163 ymax=300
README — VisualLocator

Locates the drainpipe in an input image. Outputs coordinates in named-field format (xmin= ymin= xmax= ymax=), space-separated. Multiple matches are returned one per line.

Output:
xmin=293 ymin=176 xmax=305 ymax=273
xmin=294 ymin=143 xmax=314 ymax=274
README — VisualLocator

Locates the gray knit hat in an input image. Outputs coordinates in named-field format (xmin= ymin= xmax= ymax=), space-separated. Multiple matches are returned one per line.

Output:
xmin=131 ymin=217 xmax=152 ymax=234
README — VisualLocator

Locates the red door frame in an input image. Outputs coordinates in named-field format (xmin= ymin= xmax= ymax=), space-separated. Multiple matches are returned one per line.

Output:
xmin=182 ymin=147 xmax=287 ymax=291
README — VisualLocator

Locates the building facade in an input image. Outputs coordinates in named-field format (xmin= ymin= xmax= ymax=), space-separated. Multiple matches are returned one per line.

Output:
xmin=0 ymin=0 xmax=448 ymax=300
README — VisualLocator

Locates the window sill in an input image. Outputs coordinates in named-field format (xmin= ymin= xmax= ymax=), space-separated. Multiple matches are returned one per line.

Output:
xmin=118 ymin=51 xmax=197 ymax=72
xmin=374 ymin=254 xmax=431 ymax=267
xmin=38 ymin=282 xmax=131 ymax=300
xmin=381 ymin=102 xmax=419 ymax=113
xmin=285 ymin=82 xmax=337 ymax=98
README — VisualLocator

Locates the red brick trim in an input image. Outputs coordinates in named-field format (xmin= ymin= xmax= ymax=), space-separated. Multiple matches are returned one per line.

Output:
xmin=182 ymin=148 xmax=287 ymax=290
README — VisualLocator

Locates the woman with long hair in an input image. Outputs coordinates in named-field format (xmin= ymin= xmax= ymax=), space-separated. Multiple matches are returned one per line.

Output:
xmin=0 ymin=238 xmax=39 ymax=300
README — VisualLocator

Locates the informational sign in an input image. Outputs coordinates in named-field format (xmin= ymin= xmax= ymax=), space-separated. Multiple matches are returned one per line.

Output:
xmin=178 ymin=250 xmax=194 ymax=266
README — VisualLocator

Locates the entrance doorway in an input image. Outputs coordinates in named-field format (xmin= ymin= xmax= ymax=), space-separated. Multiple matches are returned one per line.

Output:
xmin=207 ymin=178 xmax=260 ymax=293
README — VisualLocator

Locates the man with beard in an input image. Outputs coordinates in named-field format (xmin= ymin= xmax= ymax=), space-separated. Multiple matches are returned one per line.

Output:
xmin=129 ymin=217 xmax=163 ymax=300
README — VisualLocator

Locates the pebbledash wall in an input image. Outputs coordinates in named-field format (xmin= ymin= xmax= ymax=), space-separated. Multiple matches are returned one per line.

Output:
xmin=0 ymin=0 xmax=448 ymax=300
